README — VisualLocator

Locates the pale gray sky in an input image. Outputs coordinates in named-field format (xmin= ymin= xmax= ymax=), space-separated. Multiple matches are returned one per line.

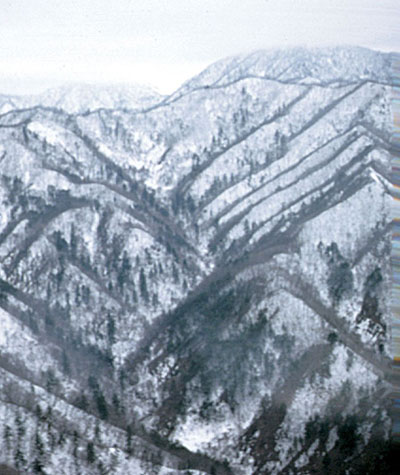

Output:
xmin=0 ymin=0 xmax=399 ymax=95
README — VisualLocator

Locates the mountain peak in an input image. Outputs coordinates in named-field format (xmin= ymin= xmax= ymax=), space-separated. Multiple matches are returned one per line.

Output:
xmin=176 ymin=46 xmax=391 ymax=96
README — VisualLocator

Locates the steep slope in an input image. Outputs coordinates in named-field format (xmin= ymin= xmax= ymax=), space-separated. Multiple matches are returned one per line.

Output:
xmin=0 ymin=46 xmax=396 ymax=474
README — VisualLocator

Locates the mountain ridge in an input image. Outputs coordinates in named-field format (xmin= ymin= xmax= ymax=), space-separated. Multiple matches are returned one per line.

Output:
xmin=0 ymin=46 xmax=396 ymax=473
xmin=0 ymin=82 xmax=163 ymax=116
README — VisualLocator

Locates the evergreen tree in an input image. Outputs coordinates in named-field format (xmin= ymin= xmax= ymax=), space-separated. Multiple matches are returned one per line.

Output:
xmin=94 ymin=421 xmax=101 ymax=443
xmin=139 ymin=268 xmax=149 ymax=303
xmin=32 ymin=457 xmax=45 ymax=474
xmin=126 ymin=425 xmax=133 ymax=456
xmin=88 ymin=375 xmax=108 ymax=420
xmin=3 ymin=424 xmax=11 ymax=452
xmin=70 ymin=225 xmax=77 ymax=257
xmin=107 ymin=314 xmax=116 ymax=345
xmin=75 ymin=392 xmax=89 ymax=411
xmin=35 ymin=404 xmax=43 ymax=422
xmin=95 ymin=392 xmax=108 ymax=420
xmin=0 ymin=283 xmax=8 ymax=304
xmin=45 ymin=369 xmax=59 ymax=393
xmin=15 ymin=413 xmax=25 ymax=442
xmin=61 ymin=349 xmax=70 ymax=375
xmin=58 ymin=430 xmax=66 ymax=447
xmin=14 ymin=447 xmax=26 ymax=470
xmin=132 ymin=282 xmax=138 ymax=304
xmin=34 ymin=431 xmax=45 ymax=458
xmin=172 ymin=263 xmax=179 ymax=284
xmin=118 ymin=251 xmax=131 ymax=291
xmin=112 ymin=392 xmax=121 ymax=414
xmin=32 ymin=430 xmax=45 ymax=473
xmin=119 ymin=368 xmax=126 ymax=391
xmin=72 ymin=430 xmax=79 ymax=459
xmin=87 ymin=441 xmax=95 ymax=464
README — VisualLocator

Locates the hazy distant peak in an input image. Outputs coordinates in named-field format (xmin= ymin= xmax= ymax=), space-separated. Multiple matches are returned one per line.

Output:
xmin=0 ymin=82 xmax=164 ymax=115
xmin=40 ymin=83 xmax=163 ymax=112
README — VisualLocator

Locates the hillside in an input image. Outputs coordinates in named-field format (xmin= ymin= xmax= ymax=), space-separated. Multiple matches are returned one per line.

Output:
xmin=0 ymin=46 xmax=396 ymax=474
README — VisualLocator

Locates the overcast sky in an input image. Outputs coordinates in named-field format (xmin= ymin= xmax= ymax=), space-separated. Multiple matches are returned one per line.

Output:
xmin=0 ymin=0 xmax=399 ymax=95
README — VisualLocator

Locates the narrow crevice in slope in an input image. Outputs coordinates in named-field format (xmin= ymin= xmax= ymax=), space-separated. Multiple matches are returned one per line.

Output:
xmin=210 ymin=145 xmax=374 ymax=256
xmin=46 ymin=237 xmax=130 ymax=311
xmin=70 ymin=125 xmax=201 ymax=259
xmin=3 ymin=197 xmax=91 ymax=274
xmin=241 ymin=343 xmax=333 ymax=471
xmin=197 ymin=117 xmax=389 ymax=228
xmin=195 ymin=124 xmax=358 ymax=222
xmin=205 ymin=132 xmax=366 ymax=237
xmin=272 ymin=267 xmax=389 ymax=377
xmin=172 ymin=88 xmax=312 ymax=203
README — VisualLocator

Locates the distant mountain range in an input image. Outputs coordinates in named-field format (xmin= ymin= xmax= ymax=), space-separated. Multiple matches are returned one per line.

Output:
xmin=0 ymin=83 xmax=163 ymax=115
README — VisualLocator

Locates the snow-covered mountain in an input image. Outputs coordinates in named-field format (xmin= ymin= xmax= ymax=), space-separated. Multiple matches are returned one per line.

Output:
xmin=0 ymin=83 xmax=163 ymax=115
xmin=0 ymin=46 xmax=397 ymax=473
